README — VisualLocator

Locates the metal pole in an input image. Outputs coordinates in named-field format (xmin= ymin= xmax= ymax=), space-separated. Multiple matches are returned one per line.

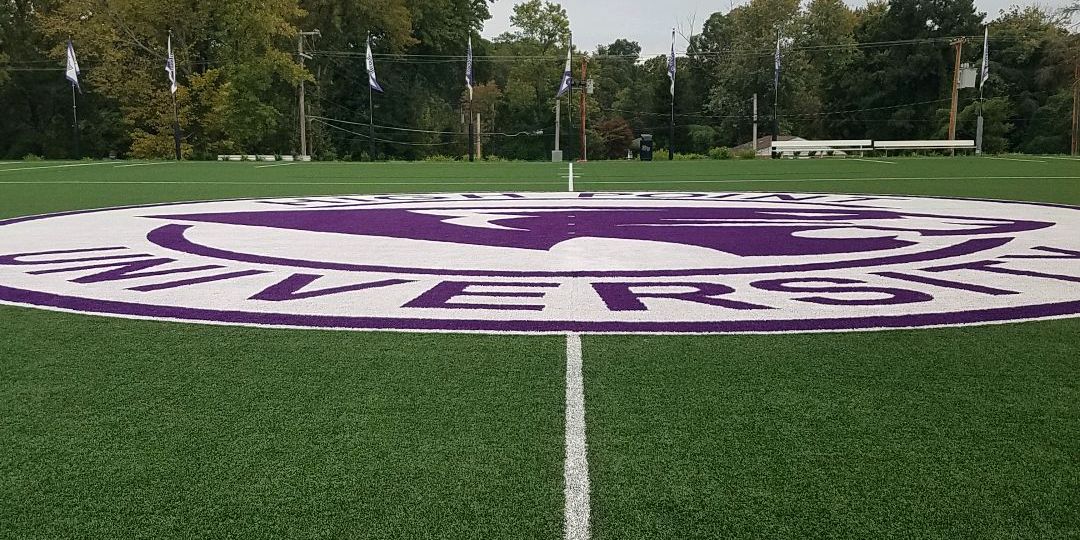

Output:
xmin=298 ymin=33 xmax=307 ymax=158
xmin=580 ymin=56 xmax=587 ymax=162
xmin=752 ymin=93 xmax=758 ymax=157
xmin=668 ymin=72 xmax=674 ymax=161
xmin=773 ymin=29 xmax=781 ymax=156
xmin=368 ymin=83 xmax=374 ymax=161
xmin=555 ymin=100 xmax=561 ymax=153
xmin=172 ymin=91 xmax=181 ymax=160
xmin=71 ymin=84 xmax=80 ymax=159
xmin=468 ymin=99 xmax=475 ymax=162
xmin=476 ymin=112 xmax=482 ymax=159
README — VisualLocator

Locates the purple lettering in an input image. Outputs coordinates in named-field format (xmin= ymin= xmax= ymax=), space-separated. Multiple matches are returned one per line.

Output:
xmin=874 ymin=271 xmax=1018 ymax=296
xmin=0 ymin=247 xmax=148 ymax=266
xmin=131 ymin=270 xmax=268 ymax=292
xmin=751 ymin=278 xmax=932 ymax=306
xmin=29 ymin=258 xmax=222 ymax=284
xmin=404 ymin=281 xmax=558 ymax=311
xmin=925 ymin=260 xmax=1080 ymax=284
xmin=1002 ymin=246 xmax=1080 ymax=260
xmin=250 ymin=274 xmax=414 ymax=301
xmin=592 ymin=282 xmax=771 ymax=312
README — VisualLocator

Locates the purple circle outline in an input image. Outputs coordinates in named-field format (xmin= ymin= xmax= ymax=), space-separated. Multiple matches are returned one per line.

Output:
xmin=1 ymin=192 xmax=1079 ymax=334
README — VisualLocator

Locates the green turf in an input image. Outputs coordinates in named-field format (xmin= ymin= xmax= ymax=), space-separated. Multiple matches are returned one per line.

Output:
xmin=1 ymin=309 xmax=565 ymax=539
xmin=1 ymin=157 xmax=1078 ymax=538
xmin=584 ymin=323 xmax=1080 ymax=539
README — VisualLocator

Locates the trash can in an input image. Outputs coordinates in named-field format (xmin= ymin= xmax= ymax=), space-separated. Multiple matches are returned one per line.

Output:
xmin=640 ymin=134 xmax=654 ymax=162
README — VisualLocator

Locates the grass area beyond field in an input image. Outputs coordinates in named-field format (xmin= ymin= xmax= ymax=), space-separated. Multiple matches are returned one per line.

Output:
xmin=1 ymin=156 xmax=1078 ymax=539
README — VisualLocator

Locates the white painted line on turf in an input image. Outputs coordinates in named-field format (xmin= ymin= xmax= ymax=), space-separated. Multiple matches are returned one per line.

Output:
xmin=1 ymin=176 xmax=1079 ymax=186
xmin=0 ymin=162 xmax=115 ymax=173
xmin=986 ymin=156 xmax=1047 ymax=163
xmin=568 ymin=162 xmax=575 ymax=192
xmin=1041 ymin=156 xmax=1080 ymax=161
xmin=850 ymin=158 xmax=895 ymax=164
xmin=564 ymin=332 xmax=590 ymax=540
xmin=114 ymin=162 xmax=177 ymax=168
xmin=254 ymin=162 xmax=299 ymax=169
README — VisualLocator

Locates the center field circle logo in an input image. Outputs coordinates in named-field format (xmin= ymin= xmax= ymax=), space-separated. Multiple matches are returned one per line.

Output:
xmin=0 ymin=192 xmax=1078 ymax=334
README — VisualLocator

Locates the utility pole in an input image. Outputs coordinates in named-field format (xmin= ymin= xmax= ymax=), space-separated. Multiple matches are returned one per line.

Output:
xmin=297 ymin=29 xmax=320 ymax=159
xmin=948 ymin=38 xmax=965 ymax=143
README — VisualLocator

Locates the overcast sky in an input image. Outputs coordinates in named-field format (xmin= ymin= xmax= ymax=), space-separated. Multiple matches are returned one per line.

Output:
xmin=481 ymin=0 xmax=1073 ymax=55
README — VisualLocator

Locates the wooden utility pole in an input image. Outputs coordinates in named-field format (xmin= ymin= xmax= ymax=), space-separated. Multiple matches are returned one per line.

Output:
xmin=297 ymin=30 xmax=319 ymax=159
xmin=948 ymin=38 xmax=965 ymax=142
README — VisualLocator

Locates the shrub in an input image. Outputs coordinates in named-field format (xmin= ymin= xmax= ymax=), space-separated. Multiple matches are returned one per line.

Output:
xmin=708 ymin=147 xmax=733 ymax=160
xmin=22 ymin=154 xmax=43 ymax=161
xmin=735 ymin=149 xmax=757 ymax=160
xmin=423 ymin=154 xmax=460 ymax=162
xmin=672 ymin=152 xmax=708 ymax=160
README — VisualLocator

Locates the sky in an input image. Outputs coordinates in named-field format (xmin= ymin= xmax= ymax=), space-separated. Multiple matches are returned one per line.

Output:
xmin=481 ymin=0 xmax=1073 ymax=55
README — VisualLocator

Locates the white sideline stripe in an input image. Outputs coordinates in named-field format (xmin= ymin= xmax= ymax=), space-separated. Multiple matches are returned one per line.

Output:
xmin=986 ymin=156 xmax=1046 ymax=163
xmin=849 ymin=158 xmax=896 ymax=164
xmin=564 ymin=332 xmax=590 ymax=540
xmin=0 ymin=162 xmax=115 ymax=173
xmin=0 ymin=176 xmax=1078 ymax=186
xmin=254 ymin=162 xmax=299 ymax=169
xmin=1041 ymin=156 xmax=1080 ymax=161
xmin=115 ymin=162 xmax=176 ymax=168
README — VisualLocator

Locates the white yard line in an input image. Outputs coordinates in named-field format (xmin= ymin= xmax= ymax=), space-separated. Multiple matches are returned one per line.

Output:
xmin=849 ymin=158 xmax=896 ymax=164
xmin=1040 ymin=156 xmax=1080 ymax=161
xmin=254 ymin=162 xmax=299 ymax=169
xmin=0 ymin=176 xmax=1078 ymax=186
xmin=115 ymin=161 xmax=177 ymax=168
xmin=0 ymin=162 xmax=115 ymax=173
xmin=564 ymin=332 xmax=590 ymax=540
xmin=986 ymin=156 xmax=1047 ymax=163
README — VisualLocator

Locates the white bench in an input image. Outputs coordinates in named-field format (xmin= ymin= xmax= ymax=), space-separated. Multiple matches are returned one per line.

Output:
xmin=771 ymin=139 xmax=873 ymax=158
xmin=874 ymin=140 xmax=975 ymax=154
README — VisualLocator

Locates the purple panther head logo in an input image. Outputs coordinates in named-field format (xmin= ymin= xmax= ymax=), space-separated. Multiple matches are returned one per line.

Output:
xmin=152 ymin=206 xmax=1052 ymax=257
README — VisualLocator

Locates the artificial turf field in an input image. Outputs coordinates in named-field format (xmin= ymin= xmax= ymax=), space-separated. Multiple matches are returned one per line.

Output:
xmin=1 ymin=156 xmax=1078 ymax=539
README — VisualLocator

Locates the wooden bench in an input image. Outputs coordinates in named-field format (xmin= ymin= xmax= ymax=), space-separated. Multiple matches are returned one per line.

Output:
xmin=874 ymin=140 xmax=975 ymax=154
xmin=771 ymin=139 xmax=873 ymax=158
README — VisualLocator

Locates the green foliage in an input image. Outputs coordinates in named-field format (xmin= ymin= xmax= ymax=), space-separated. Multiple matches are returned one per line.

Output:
xmin=708 ymin=146 xmax=734 ymax=160
xmin=0 ymin=0 xmax=1075 ymax=160
xmin=736 ymin=148 xmax=758 ymax=159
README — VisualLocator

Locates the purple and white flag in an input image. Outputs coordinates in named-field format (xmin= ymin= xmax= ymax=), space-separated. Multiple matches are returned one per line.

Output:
xmin=466 ymin=37 xmax=474 ymax=100
xmin=773 ymin=33 xmax=781 ymax=91
xmin=165 ymin=35 xmax=177 ymax=94
xmin=668 ymin=29 xmax=676 ymax=97
xmin=65 ymin=39 xmax=81 ymax=91
xmin=556 ymin=46 xmax=572 ymax=98
xmin=366 ymin=36 xmax=383 ymax=93
xmin=980 ymin=27 xmax=989 ymax=88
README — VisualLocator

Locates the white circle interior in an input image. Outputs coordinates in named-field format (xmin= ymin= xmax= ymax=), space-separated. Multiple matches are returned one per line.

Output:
xmin=0 ymin=192 xmax=1077 ymax=333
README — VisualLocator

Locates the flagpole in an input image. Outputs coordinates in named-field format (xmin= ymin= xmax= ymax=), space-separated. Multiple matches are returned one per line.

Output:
xmin=773 ymin=29 xmax=781 ymax=158
xmin=367 ymin=34 xmax=375 ymax=161
xmin=71 ymin=83 xmax=80 ymax=159
xmin=669 ymin=28 xmax=675 ymax=161
xmin=169 ymin=31 xmax=181 ymax=161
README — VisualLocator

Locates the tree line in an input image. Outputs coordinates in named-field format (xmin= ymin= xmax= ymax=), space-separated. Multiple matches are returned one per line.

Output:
xmin=1 ymin=0 xmax=1077 ymax=160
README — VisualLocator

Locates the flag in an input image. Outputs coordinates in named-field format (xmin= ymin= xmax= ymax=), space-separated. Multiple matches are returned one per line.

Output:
xmin=774 ymin=33 xmax=781 ymax=91
xmin=466 ymin=37 xmax=474 ymax=100
xmin=366 ymin=35 xmax=383 ymax=93
xmin=556 ymin=46 xmax=572 ymax=98
xmin=980 ymin=26 xmax=989 ymax=88
xmin=165 ymin=35 xmax=177 ymax=94
xmin=65 ymin=39 xmax=80 ymax=91
xmin=667 ymin=29 xmax=676 ymax=97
